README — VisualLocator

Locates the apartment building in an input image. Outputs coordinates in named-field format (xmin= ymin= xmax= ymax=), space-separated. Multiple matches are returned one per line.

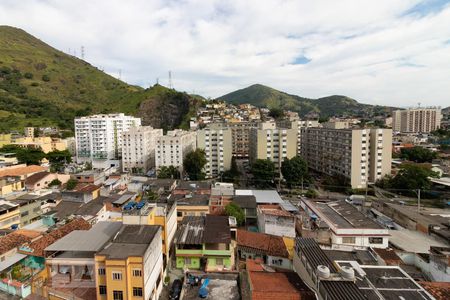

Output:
xmin=0 ymin=176 xmax=23 ymax=196
xmin=278 ymin=119 xmax=320 ymax=155
xmin=197 ymin=124 xmax=232 ymax=178
xmin=300 ymin=127 xmax=392 ymax=189
xmin=95 ymin=225 xmax=164 ymax=300
xmin=75 ymin=113 xmax=141 ymax=169
xmin=155 ymin=130 xmax=196 ymax=173
xmin=392 ymin=107 xmax=442 ymax=133
xmin=13 ymin=137 xmax=67 ymax=154
xmin=216 ymin=121 xmax=259 ymax=158
xmin=0 ymin=200 xmax=20 ymax=229
xmin=249 ymin=122 xmax=297 ymax=170
xmin=121 ymin=126 xmax=163 ymax=174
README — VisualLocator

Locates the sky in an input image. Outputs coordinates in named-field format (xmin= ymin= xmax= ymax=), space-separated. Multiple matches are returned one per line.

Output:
xmin=1 ymin=0 xmax=449 ymax=107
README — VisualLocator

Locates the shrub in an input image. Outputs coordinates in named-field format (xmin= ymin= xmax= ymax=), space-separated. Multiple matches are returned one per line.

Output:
xmin=42 ymin=74 xmax=50 ymax=82
xmin=24 ymin=72 xmax=33 ymax=79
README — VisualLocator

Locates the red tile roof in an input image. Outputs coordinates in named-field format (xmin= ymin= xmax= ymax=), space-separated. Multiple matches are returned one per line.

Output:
xmin=21 ymin=218 xmax=91 ymax=257
xmin=419 ymin=281 xmax=450 ymax=300
xmin=373 ymin=248 xmax=402 ymax=265
xmin=0 ymin=165 xmax=48 ymax=178
xmin=0 ymin=232 xmax=34 ymax=255
xmin=258 ymin=204 xmax=293 ymax=217
xmin=237 ymin=229 xmax=289 ymax=258
xmin=71 ymin=183 xmax=100 ymax=193
xmin=25 ymin=171 xmax=51 ymax=185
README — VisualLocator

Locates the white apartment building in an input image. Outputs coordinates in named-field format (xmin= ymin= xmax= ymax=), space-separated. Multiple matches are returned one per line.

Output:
xmin=75 ymin=113 xmax=141 ymax=169
xmin=197 ymin=124 xmax=232 ymax=178
xmin=392 ymin=107 xmax=442 ymax=133
xmin=249 ymin=122 xmax=297 ymax=170
xmin=121 ymin=126 xmax=163 ymax=174
xmin=155 ymin=130 xmax=196 ymax=173
xmin=300 ymin=127 xmax=392 ymax=189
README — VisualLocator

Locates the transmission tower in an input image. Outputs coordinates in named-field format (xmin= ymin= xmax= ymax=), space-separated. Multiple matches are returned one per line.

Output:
xmin=168 ymin=71 xmax=173 ymax=89
xmin=81 ymin=46 xmax=85 ymax=60
xmin=118 ymin=69 xmax=122 ymax=80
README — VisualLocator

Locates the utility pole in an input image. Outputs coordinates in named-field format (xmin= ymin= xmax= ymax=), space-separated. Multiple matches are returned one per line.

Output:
xmin=417 ymin=189 xmax=421 ymax=212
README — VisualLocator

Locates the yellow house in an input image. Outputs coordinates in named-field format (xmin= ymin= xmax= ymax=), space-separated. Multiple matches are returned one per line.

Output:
xmin=95 ymin=225 xmax=164 ymax=300
xmin=0 ymin=200 xmax=20 ymax=229
xmin=174 ymin=194 xmax=210 ymax=223
xmin=0 ymin=176 xmax=23 ymax=196
xmin=13 ymin=137 xmax=67 ymax=153
xmin=0 ymin=134 xmax=12 ymax=147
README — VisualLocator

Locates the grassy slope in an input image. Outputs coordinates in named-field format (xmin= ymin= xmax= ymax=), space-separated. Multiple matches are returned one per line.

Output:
xmin=0 ymin=26 xmax=199 ymax=132
xmin=217 ymin=84 xmax=393 ymax=117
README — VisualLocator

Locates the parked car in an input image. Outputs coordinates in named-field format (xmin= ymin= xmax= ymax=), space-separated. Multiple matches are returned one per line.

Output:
xmin=169 ymin=279 xmax=183 ymax=300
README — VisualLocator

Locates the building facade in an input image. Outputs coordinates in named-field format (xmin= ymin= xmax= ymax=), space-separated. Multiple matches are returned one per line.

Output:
xmin=249 ymin=122 xmax=297 ymax=170
xmin=392 ymin=107 xmax=442 ymax=133
xmin=75 ymin=113 xmax=141 ymax=169
xmin=197 ymin=124 xmax=232 ymax=178
xmin=219 ymin=121 xmax=259 ymax=158
xmin=155 ymin=130 xmax=196 ymax=174
xmin=121 ymin=126 xmax=163 ymax=174
xmin=300 ymin=128 xmax=392 ymax=189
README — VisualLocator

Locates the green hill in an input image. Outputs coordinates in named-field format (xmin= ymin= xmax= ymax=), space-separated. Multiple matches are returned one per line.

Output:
xmin=0 ymin=26 xmax=200 ymax=132
xmin=217 ymin=84 xmax=394 ymax=117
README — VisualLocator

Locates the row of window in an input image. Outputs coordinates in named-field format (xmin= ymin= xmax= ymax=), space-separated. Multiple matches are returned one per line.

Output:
xmin=97 ymin=268 xmax=141 ymax=278
xmin=99 ymin=287 xmax=142 ymax=298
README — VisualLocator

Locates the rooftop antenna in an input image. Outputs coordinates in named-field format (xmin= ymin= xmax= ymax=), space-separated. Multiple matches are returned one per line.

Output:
xmin=169 ymin=70 xmax=173 ymax=89
xmin=81 ymin=46 xmax=85 ymax=60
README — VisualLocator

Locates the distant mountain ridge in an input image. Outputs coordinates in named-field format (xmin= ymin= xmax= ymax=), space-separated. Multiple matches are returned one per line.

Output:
xmin=217 ymin=84 xmax=395 ymax=118
xmin=0 ymin=26 xmax=200 ymax=132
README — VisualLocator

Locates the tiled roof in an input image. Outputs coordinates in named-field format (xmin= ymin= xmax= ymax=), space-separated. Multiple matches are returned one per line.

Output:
xmin=71 ymin=183 xmax=100 ymax=193
xmin=258 ymin=204 xmax=293 ymax=217
xmin=0 ymin=232 xmax=33 ymax=255
xmin=419 ymin=281 xmax=450 ymax=300
xmin=22 ymin=218 xmax=91 ymax=257
xmin=237 ymin=229 xmax=289 ymax=258
xmin=373 ymin=248 xmax=402 ymax=264
xmin=0 ymin=165 xmax=47 ymax=177
xmin=24 ymin=172 xmax=51 ymax=185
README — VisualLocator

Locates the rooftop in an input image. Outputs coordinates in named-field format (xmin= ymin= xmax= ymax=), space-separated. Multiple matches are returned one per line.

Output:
xmin=0 ymin=165 xmax=47 ymax=178
xmin=0 ymin=231 xmax=37 ymax=255
xmin=235 ymin=189 xmax=284 ymax=204
xmin=24 ymin=171 xmax=51 ymax=185
xmin=232 ymin=195 xmax=256 ymax=209
xmin=258 ymin=204 xmax=293 ymax=218
xmin=174 ymin=194 xmax=210 ymax=206
xmin=419 ymin=281 xmax=450 ymax=300
xmin=176 ymin=181 xmax=211 ymax=190
xmin=389 ymin=229 xmax=448 ymax=252
xmin=97 ymin=225 xmax=160 ymax=259
xmin=323 ymin=249 xmax=378 ymax=266
xmin=21 ymin=218 xmax=91 ymax=257
xmin=307 ymin=200 xmax=383 ymax=229
xmin=174 ymin=215 xmax=231 ymax=245
xmin=237 ymin=229 xmax=289 ymax=258
xmin=45 ymin=221 xmax=122 ymax=253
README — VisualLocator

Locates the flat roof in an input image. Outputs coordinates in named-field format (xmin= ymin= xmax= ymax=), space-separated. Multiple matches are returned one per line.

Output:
xmin=310 ymin=200 xmax=382 ymax=229
xmin=389 ymin=229 xmax=448 ymax=252
xmin=235 ymin=190 xmax=283 ymax=204
xmin=45 ymin=222 xmax=122 ymax=252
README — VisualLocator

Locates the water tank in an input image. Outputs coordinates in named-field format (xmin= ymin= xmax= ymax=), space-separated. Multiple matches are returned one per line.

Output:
xmin=340 ymin=266 xmax=355 ymax=280
xmin=316 ymin=265 xmax=330 ymax=279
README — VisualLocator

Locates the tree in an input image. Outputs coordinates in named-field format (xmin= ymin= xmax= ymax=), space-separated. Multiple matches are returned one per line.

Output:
xmin=221 ymin=157 xmax=240 ymax=183
xmin=225 ymin=203 xmax=245 ymax=226
xmin=268 ymin=107 xmax=284 ymax=119
xmin=66 ymin=179 xmax=78 ymax=190
xmin=251 ymin=159 xmax=275 ymax=187
xmin=46 ymin=149 xmax=72 ymax=172
xmin=305 ymin=189 xmax=318 ymax=198
xmin=157 ymin=166 xmax=180 ymax=179
xmin=388 ymin=163 xmax=438 ymax=191
xmin=183 ymin=149 xmax=207 ymax=180
xmin=48 ymin=179 xmax=61 ymax=187
xmin=400 ymin=146 xmax=437 ymax=163
xmin=0 ymin=144 xmax=45 ymax=165
xmin=281 ymin=156 xmax=308 ymax=187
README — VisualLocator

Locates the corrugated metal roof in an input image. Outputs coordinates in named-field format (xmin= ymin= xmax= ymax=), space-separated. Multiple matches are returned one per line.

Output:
xmin=0 ymin=253 xmax=26 ymax=272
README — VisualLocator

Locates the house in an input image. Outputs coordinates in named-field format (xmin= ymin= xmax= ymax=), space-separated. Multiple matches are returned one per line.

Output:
xmin=43 ymin=222 xmax=121 ymax=300
xmin=237 ymin=230 xmax=291 ymax=269
xmin=10 ymin=194 xmax=43 ymax=226
xmin=246 ymin=258 xmax=316 ymax=300
xmin=95 ymin=225 xmax=164 ymax=300
xmin=0 ymin=176 xmax=23 ymax=196
xmin=211 ymin=182 xmax=234 ymax=196
xmin=174 ymin=215 xmax=234 ymax=272
xmin=0 ymin=164 xmax=48 ymax=180
xmin=293 ymin=237 xmax=434 ymax=300
xmin=71 ymin=170 xmax=106 ymax=185
xmin=61 ymin=183 xmax=100 ymax=203
xmin=173 ymin=194 xmax=210 ymax=222
xmin=257 ymin=204 xmax=296 ymax=238
xmin=0 ymin=200 xmax=20 ymax=229
xmin=24 ymin=171 xmax=70 ymax=191
xmin=173 ymin=181 xmax=211 ymax=195
xmin=232 ymin=195 xmax=257 ymax=226
xmin=300 ymin=200 xmax=389 ymax=249
xmin=235 ymin=189 xmax=284 ymax=205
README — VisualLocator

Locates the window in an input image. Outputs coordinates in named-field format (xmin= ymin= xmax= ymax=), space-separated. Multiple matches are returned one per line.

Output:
xmin=113 ymin=290 xmax=123 ymax=300
xmin=342 ymin=237 xmax=356 ymax=244
xmin=133 ymin=287 xmax=143 ymax=297
xmin=177 ymin=211 xmax=183 ymax=217
xmin=369 ymin=237 xmax=383 ymax=244
xmin=98 ymin=268 xmax=105 ymax=276
xmin=216 ymin=258 xmax=223 ymax=265
xmin=185 ymin=258 xmax=191 ymax=265
xmin=112 ymin=271 xmax=122 ymax=280
xmin=99 ymin=285 xmax=107 ymax=295
xmin=132 ymin=269 xmax=142 ymax=277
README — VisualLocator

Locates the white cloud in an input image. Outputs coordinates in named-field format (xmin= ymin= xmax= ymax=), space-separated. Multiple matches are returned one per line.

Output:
xmin=0 ymin=0 xmax=449 ymax=107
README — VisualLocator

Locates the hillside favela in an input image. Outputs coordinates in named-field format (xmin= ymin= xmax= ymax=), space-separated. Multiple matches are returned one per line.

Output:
xmin=0 ymin=1 xmax=450 ymax=300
